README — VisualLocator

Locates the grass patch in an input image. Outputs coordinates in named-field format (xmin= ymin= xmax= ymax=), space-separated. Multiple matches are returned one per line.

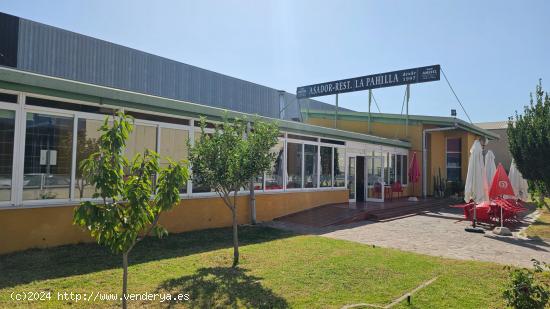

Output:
xmin=525 ymin=206 xmax=550 ymax=240
xmin=0 ymin=226 xmax=511 ymax=308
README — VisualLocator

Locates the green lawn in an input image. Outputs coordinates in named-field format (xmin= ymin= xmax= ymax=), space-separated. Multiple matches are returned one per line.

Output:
xmin=0 ymin=226 xmax=511 ymax=308
xmin=525 ymin=208 xmax=550 ymax=240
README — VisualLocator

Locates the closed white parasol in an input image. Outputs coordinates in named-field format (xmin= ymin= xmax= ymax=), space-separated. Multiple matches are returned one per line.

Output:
xmin=484 ymin=150 xmax=497 ymax=188
xmin=464 ymin=140 xmax=488 ymax=203
xmin=509 ymin=160 xmax=529 ymax=201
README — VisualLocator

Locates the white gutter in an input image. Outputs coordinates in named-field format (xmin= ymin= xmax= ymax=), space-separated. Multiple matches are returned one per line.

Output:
xmin=422 ymin=124 xmax=458 ymax=198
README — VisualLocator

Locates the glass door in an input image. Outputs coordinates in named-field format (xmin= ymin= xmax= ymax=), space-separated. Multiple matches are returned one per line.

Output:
xmin=348 ymin=156 xmax=356 ymax=202
xmin=366 ymin=155 xmax=384 ymax=202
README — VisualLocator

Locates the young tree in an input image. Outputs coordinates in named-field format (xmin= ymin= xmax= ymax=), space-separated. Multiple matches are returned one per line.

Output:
xmin=189 ymin=116 xmax=279 ymax=267
xmin=508 ymin=80 xmax=550 ymax=207
xmin=75 ymin=134 xmax=99 ymax=198
xmin=73 ymin=112 xmax=188 ymax=309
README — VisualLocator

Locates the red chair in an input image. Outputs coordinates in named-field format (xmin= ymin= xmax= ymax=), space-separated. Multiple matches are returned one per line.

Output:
xmin=466 ymin=202 xmax=492 ymax=224
xmin=391 ymin=181 xmax=403 ymax=200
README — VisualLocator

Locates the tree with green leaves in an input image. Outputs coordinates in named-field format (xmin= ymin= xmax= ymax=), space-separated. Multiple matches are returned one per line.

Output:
xmin=73 ymin=111 xmax=188 ymax=309
xmin=508 ymin=80 xmax=550 ymax=207
xmin=74 ymin=133 xmax=99 ymax=198
xmin=189 ymin=116 xmax=279 ymax=267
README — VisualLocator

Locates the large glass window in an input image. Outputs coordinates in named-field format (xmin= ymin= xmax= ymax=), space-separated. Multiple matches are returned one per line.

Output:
xmin=304 ymin=144 xmax=318 ymax=188
xmin=367 ymin=156 xmax=375 ymax=186
xmin=265 ymin=140 xmax=284 ymax=190
xmin=367 ymin=152 xmax=384 ymax=186
xmin=75 ymin=118 xmax=102 ymax=199
xmin=23 ymin=113 xmax=73 ymax=200
xmin=390 ymin=154 xmax=396 ymax=184
xmin=384 ymin=152 xmax=390 ymax=184
xmin=402 ymin=155 xmax=408 ymax=185
xmin=286 ymin=142 xmax=303 ymax=189
xmin=396 ymin=155 xmax=403 ymax=185
xmin=348 ymin=157 xmax=356 ymax=199
xmin=334 ymin=148 xmax=345 ymax=187
xmin=125 ymin=124 xmax=157 ymax=161
xmin=0 ymin=92 xmax=18 ymax=104
xmin=446 ymin=138 xmax=461 ymax=181
xmin=0 ymin=110 xmax=15 ymax=202
xmin=320 ymin=146 xmax=333 ymax=187
xmin=160 ymin=127 xmax=189 ymax=194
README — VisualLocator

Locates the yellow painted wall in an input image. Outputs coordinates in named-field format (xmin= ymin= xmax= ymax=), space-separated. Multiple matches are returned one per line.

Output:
xmin=427 ymin=130 xmax=480 ymax=195
xmin=307 ymin=118 xmax=423 ymax=151
xmin=0 ymin=190 xmax=346 ymax=255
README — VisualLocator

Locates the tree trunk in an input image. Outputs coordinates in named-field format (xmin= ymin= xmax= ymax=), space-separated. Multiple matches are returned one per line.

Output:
xmin=122 ymin=252 xmax=128 ymax=309
xmin=249 ymin=178 xmax=256 ymax=225
xmin=232 ymin=193 xmax=239 ymax=267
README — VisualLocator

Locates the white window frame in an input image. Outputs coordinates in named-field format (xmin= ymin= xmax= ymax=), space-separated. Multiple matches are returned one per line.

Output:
xmin=261 ymin=136 xmax=286 ymax=194
xmin=333 ymin=146 xmax=347 ymax=188
xmin=20 ymin=106 xmax=76 ymax=206
xmin=0 ymin=98 xmax=19 ymax=208
xmin=284 ymin=139 xmax=306 ymax=191
xmin=189 ymin=125 xmax=218 ymax=197
xmin=1 ymin=89 xmax=377 ymax=208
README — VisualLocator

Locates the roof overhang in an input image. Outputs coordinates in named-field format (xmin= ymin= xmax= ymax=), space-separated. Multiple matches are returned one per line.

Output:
xmin=302 ymin=109 xmax=500 ymax=140
xmin=0 ymin=67 xmax=411 ymax=148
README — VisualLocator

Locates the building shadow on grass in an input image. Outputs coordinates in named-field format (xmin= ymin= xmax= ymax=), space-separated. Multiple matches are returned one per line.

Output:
xmin=156 ymin=267 xmax=289 ymax=308
xmin=0 ymin=225 xmax=294 ymax=289
xmin=483 ymin=234 xmax=550 ymax=251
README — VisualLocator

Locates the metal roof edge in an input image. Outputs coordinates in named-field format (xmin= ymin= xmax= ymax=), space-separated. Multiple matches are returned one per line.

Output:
xmin=0 ymin=67 xmax=410 ymax=148
xmin=303 ymin=108 xmax=499 ymax=140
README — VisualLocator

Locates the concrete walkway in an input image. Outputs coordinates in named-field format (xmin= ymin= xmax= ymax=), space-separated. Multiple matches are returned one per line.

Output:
xmin=264 ymin=206 xmax=550 ymax=268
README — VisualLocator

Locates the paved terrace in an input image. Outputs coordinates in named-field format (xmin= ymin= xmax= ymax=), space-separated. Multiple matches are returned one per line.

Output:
xmin=265 ymin=199 xmax=548 ymax=268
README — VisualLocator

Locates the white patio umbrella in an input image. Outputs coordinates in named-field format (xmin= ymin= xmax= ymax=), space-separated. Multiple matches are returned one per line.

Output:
xmin=509 ymin=160 xmax=529 ymax=201
xmin=464 ymin=140 xmax=488 ymax=228
xmin=484 ymin=150 xmax=496 ymax=188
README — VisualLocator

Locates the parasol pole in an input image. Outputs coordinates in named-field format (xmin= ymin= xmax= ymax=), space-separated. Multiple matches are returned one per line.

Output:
xmin=473 ymin=201 xmax=477 ymax=228
xmin=500 ymin=194 xmax=504 ymax=228
xmin=501 ymin=204 xmax=503 ymax=228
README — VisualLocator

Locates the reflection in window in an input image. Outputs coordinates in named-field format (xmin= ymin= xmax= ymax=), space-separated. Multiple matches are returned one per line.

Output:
xmin=348 ymin=157 xmax=356 ymax=199
xmin=402 ymin=155 xmax=408 ymax=185
xmin=125 ymin=124 xmax=157 ymax=161
xmin=75 ymin=118 xmax=102 ymax=198
xmin=367 ymin=155 xmax=384 ymax=187
xmin=265 ymin=140 xmax=284 ymax=190
xmin=286 ymin=142 xmax=303 ymax=189
xmin=446 ymin=138 xmax=461 ymax=181
xmin=384 ymin=152 xmax=390 ymax=184
xmin=367 ymin=156 xmax=375 ymax=186
xmin=396 ymin=155 xmax=402 ymax=184
xmin=320 ymin=146 xmax=333 ymax=187
xmin=0 ymin=92 xmax=18 ymax=104
xmin=0 ymin=110 xmax=15 ymax=202
xmin=334 ymin=148 xmax=345 ymax=187
xmin=304 ymin=144 xmax=318 ymax=188
xmin=160 ymin=128 xmax=189 ymax=194
xmin=389 ymin=154 xmax=396 ymax=184
xmin=23 ymin=113 xmax=73 ymax=200
xmin=252 ymin=175 xmax=264 ymax=190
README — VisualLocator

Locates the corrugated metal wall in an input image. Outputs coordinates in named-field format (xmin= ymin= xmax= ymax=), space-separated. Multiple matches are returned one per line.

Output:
xmin=14 ymin=16 xmax=349 ymax=120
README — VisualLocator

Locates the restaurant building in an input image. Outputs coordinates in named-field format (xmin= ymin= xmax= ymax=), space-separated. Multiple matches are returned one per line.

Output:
xmin=0 ymin=12 xmax=496 ymax=254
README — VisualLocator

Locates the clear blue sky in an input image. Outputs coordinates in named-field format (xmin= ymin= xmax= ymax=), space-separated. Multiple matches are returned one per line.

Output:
xmin=1 ymin=0 xmax=548 ymax=122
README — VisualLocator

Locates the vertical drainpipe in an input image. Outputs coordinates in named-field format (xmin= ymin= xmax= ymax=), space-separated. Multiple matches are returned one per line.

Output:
xmin=422 ymin=125 xmax=458 ymax=198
